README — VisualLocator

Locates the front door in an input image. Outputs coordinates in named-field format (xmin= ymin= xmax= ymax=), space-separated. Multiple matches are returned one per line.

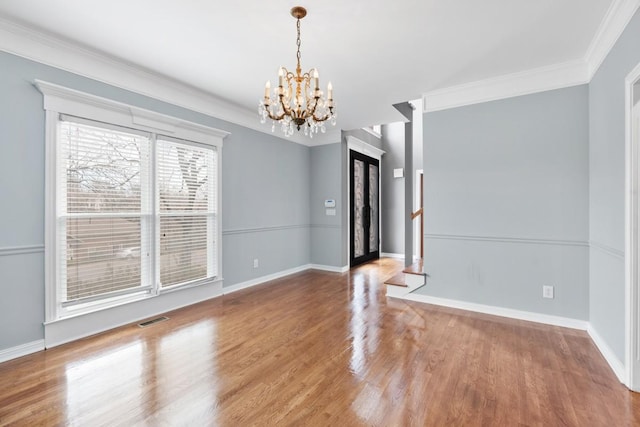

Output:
xmin=350 ymin=150 xmax=379 ymax=267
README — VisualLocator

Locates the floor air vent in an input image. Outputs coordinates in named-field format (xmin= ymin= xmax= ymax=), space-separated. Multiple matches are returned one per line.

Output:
xmin=138 ymin=316 xmax=169 ymax=328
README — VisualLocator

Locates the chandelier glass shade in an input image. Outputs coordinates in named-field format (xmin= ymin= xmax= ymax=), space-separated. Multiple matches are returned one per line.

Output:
xmin=258 ymin=6 xmax=336 ymax=138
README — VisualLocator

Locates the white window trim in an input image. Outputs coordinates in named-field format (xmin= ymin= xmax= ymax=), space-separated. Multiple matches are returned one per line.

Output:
xmin=37 ymin=80 xmax=229 ymax=347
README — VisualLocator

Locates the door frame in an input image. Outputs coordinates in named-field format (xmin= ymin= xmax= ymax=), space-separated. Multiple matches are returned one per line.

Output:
xmin=625 ymin=60 xmax=640 ymax=391
xmin=349 ymin=150 xmax=380 ymax=267
xmin=346 ymin=136 xmax=385 ymax=268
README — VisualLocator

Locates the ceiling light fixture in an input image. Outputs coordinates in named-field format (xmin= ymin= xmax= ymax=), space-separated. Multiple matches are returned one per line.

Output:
xmin=258 ymin=6 xmax=336 ymax=138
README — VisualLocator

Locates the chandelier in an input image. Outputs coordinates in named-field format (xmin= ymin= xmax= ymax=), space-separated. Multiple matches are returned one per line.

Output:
xmin=258 ymin=6 xmax=336 ymax=138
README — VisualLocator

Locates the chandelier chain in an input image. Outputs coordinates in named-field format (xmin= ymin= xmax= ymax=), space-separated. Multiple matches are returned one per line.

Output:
xmin=296 ymin=18 xmax=301 ymax=70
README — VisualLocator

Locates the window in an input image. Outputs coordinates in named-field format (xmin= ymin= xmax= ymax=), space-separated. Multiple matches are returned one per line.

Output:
xmin=39 ymin=81 xmax=227 ymax=321
xmin=156 ymin=138 xmax=217 ymax=288
xmin=59 ymin=118 xmax=150 ymax=306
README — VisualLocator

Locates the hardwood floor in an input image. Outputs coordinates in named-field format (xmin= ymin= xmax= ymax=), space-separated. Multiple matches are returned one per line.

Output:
xmin=1 ymin=257 xmax=639 ymax=426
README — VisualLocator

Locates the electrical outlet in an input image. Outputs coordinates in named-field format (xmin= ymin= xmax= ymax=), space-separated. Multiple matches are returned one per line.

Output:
xmin=543 ymin=285 xmax=554 ymax=299
xmin=253 ymin=258 xmax=259 ymax=268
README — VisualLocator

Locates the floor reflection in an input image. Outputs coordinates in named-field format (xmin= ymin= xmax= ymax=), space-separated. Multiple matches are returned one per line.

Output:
xmin=63 ymin=320 xmax=219 ymax=425
xmin=65 ymin=340 xmax=144 ymax=424
xmin=349 ymin=262 xmax=381 ymax=381
xmin=151 ymin=320 xmax=218 ymax=425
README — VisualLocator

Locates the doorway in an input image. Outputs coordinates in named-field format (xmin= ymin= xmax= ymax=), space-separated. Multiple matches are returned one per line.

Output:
xmin=625 ymin=63 xmax=640 ymax=391
xmin=350 ymin=150 xmax=380 ymax=267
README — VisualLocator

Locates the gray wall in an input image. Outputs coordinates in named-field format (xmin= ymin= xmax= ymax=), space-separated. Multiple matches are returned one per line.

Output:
xmin=309 ymin=143 xmax=344 ymax=267
xmin=381 ymin=122 xmax=405 ymax=254
xmin=222 ymin=134 xmax=311 ymax=285
xmin=0 ymin=51 xmax=314 ymax=351
xmin=421 ymin=85 xmax=590 ymax=320
xmin=589 ymin=9 xmax=640 ymax=362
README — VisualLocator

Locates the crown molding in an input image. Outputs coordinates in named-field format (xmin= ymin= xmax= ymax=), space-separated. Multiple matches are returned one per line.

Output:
xmin=361 ymin=127 xmax=382 ymax=139
xmin=585 ymin=0 xmax=640 ymax=79
xmin=422 ymin=0 xmax=640 ymax=114
xmin=422 ymin=60 xmax=589 ymax=113
xmin=0 ymin=14 xmax=338 ymax=146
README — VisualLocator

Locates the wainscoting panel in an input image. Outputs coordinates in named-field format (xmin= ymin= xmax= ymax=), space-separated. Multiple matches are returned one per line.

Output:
xmin=0 ymin=247 xmax=45 ymax=351
xmin=310 ymin=224 xmax=344 ymax=268
xmin=417 ymin=234 xmax=589 ymax=320
xmin=589 ymin=242 xmax=625 ymax=365
xmin=222 ymin=225 xmax=311 ymax=288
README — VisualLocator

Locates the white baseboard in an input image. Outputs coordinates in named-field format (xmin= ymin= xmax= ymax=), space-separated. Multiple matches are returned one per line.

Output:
xmin=400 ymin=293 xmax=589 ymax=330
xmin=399 ymin=292 xmax=628 ymax=384
xmin=223 ymin=265 xmax=311 ymax=295
xmin=223 ymin=263 xmax=349 ymax=296
xmin=309 ymin=264 xmax=349 ymax=273
xmin=0 ymin=340 xmax=45 ymax=363
xmin=587 ymin=324 xmax=626 ymax=383
xmin=381 ymin=252 xmax=404 ymax=259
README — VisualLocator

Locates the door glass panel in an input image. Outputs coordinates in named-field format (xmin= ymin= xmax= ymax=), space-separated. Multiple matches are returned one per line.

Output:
xmin=369 ymin=164 xmax=378 ymax=253
xmin=353 ymin=159 xmax=365 ymax=258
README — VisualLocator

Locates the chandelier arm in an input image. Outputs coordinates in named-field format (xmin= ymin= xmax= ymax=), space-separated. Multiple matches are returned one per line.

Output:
xmin=284 ymin=70 xmax=296 ymax=81
xmin=310 ymin=101 xmax=334 ymax=122
xmin=305 ymin=95 xmax=319 ymax=116
xmin=277 ymin=94 xmax=291 ymax=116
xmin=265 ymin=109 xmax=287 ymax=122
xmin=309 ymin=91 xmax=325 ymax=115
xmin=311 ymin=113 xmax=331 ymax=123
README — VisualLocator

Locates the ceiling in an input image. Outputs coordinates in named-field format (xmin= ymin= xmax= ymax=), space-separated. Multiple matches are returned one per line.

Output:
xmin=0 ymin=0 xmax=615 ymax=138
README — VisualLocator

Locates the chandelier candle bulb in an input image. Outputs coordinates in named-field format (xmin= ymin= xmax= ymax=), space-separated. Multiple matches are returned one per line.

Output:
xmin=258 ymin=6 xmax=336 ymax=137
xmin=328 ymin=82 xmax=333 ymax=100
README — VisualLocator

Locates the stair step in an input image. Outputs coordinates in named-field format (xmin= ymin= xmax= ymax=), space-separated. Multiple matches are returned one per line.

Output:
xmin=384 ymin=272 xmax=408 ymax=287
xmin=384 ymin=259 xmax=427 ymax=298
xmin=403 ymin=259 xmax=423 ymax=275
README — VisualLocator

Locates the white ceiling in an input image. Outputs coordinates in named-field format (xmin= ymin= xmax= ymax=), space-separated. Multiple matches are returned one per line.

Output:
xmin=0 ymin=0 xmax=615 ymax=135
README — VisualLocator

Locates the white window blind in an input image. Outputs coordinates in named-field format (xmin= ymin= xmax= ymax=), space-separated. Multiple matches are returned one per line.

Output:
xmin=157 ymin=138 xmax=217 ymax=288
xmin=58 ymin=117 xmax=152 ymax=305
xmin=40 ymin=81 xmax=227 ymax=328
xmin=56 ymin=119 xmax=220 ymax=309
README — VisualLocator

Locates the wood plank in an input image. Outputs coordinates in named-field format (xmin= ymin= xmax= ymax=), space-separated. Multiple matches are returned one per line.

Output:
xmin=403 ymin=259 xmax=424 ymax=275
xmin=383 ymin=272 xmax=407 ymax=287
xmin=0 ymin=257 xmax=639 ymax=426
